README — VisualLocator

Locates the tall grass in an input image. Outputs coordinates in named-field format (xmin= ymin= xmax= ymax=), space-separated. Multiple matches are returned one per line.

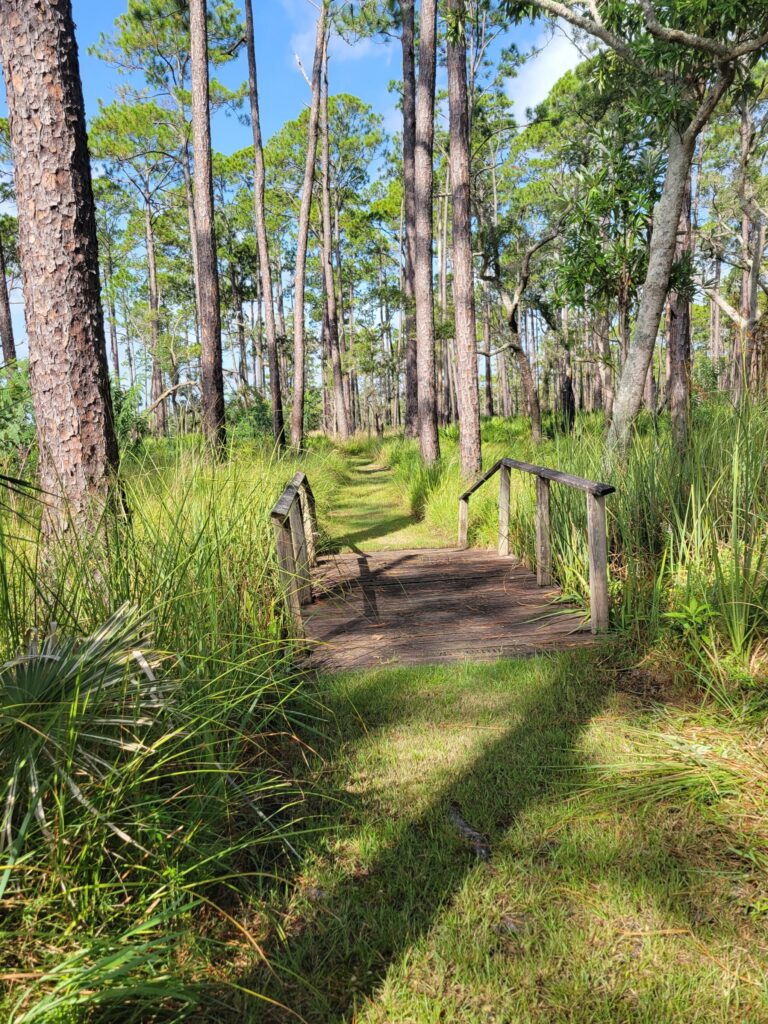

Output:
xmin=0 ymin=437 xmax=345 ymax=1020
xmin=378 ymin=400 xmax=768 ymax=691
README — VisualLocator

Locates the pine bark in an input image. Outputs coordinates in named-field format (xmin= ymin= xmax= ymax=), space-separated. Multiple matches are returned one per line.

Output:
xmin=400 ymin=0 xmax=419 ymax=437
xmin=244 ymin=0 xmax=285 ymax=447
xmin=447 ymin=0 xmax=481 ymax=478
xmin=414 ymin=0 xmax=440 ymax=463
xmin=0 ymin=0 xmax=119 ymax=528
xmin=190 ymin=0 xmax=226 ymax=450
xmin=0 ymin=233 xmax=16 ymax=363
xmin=291 ymin=0 xmax=327 ymax=449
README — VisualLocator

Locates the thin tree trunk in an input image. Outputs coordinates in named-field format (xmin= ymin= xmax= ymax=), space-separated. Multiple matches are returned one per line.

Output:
xmin=190 ymin=0 xmax=225 ymax=451
xmin=0 ymin=0 xmax=119 ymax=529
xmin=0 ymin=233 xmax=17 ymax=363
xmin=244 ymin=0 xmax=285 ymax=446
xmin=291 ymin=0 xmax=327 ymax=449
xmin=320 ymin=36 xmax=350 ymax=439
xmin=447 ymin=0 xmax=480 ymax=477
xmin=144 ymin=202 xmax=166 ymax=435
xmin=668 ymin=174 xmax=692 ymax=452
xmin=400 ymin=0 xmax=418 ymax=438
xmin=414 ymin=0 xmax=440 ymax=463
xmin=482 ymin=283 xmax=494 ymax=417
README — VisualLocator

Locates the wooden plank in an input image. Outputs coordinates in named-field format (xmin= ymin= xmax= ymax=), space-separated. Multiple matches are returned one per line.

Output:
xmin=288 ymin=501 xmax=312 ymax=606
xmin=458 ymin=496 xmax=469 ymax=548
xmin=503 ymin=458 xmax=614 ymax=496
xmin=586 ymin=492 xmax=609 ymax=633
xmin=498 ymin=463 xmax=511 ymax=557
xmin=535 ymin=476 xmax=552 ymax=586
xmin=272 ymin=519 xmax=304 ymax=635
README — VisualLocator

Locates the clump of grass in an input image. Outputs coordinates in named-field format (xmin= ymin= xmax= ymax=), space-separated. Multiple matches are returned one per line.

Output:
xmin=0 ymin=438 xmax=340 ymax=1019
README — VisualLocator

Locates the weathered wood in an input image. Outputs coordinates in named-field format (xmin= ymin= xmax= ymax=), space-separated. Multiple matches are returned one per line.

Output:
xmin=459 ymin=458 xmax=504 ymax=500
xmin=503 ymin=459 xmax=615 ymax=497
xmin=586 ymin=492 xmax=609 ymax=633
xmin=288 ymin=500 xmax=312 ymax=606
xmin=271 ymin=482 xmax=299 ymax=524
xmin=295 ymin=474 xmax=318 ymax=566
xmin=272 ymin=518 xmax=304 ymax=634
xmin=535 ymin=476 xmax=552 ymax=586
xmin=498 ymin=462 xmax=511 ymax=556
xmin=305 ymin=548 xmax=594 ymax=670
xmin=458 ymin=496 xmax=469 ymax=548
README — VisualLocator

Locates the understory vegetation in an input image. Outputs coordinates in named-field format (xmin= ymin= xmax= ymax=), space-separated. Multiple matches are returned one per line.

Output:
xmin=1 ymin=402 xmax=768 ymax=1020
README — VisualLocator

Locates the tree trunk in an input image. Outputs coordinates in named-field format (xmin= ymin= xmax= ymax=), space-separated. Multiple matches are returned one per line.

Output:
xmin=190 ymin=0 xmax=225 ymax=451
xmin=290 ymin=0 xmax=327 ymax=449
xmin=447 ymin=0 xmax=481 ymax=478
xmin=0 ymin=0 xmax=119 ymax=529
xmin=482 ymin=283 xmax=494 ymax=417
xmin=608 ymin=124 xmax=698 ymax=451
xmin=143 ymin=202 xmax=166 ymax=435
xmin=320 ymin=42 xmax=350 ymax=439
xmin=244 ymin=0 xmax=285 ymax=447
xmin=499 ymin=293 xmax=541 ymax=443
xmin=400 ymin=0 xmax=419 ymax=438
xmin=0 ymin=233 xmax=17 ymax=363
xmin=414 ymin=0 xmax=440 ymax=463
xmin=668 ymin=174 xmax=692 ymax=452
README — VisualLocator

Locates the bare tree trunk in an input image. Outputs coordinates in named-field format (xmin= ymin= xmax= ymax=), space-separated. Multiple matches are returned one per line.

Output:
xmin=414 ymin=0 xmax=440 ymax=463
xmin=320 ymin=38 xmax=350 ymax=439
xmin=144 ymin=202 xmax=166 ymax=435
xmin=0 ymin=233 xmax=17 ymax=363
xmin=400 ymin=0 xmax=419 ymax=438
xmin=498 ymin=294 xmax=541 ymax=442
xmin=104 ymin=255 xmax=120 ymax=385
xmin=482 ymin=283 xmax=494 ymax=417
xmin=668 ymin=174 xmax=692 ymax=452
xmin=596 ymin=311 xmax=614 ymax=425
xmin=190 ymin=0 xmax=225 ymax=450
xmin=0 ymin=0 xmax=119 ymax=529
xmin=244 ymin=0 xmax=285 ymax=447
xmin=291 ymin=0 xmax=327 ymax=449
xmin=608 ymin=96 xmax=729 ymax=452
xmin=447 ymin=0 xmax=480 ymax=478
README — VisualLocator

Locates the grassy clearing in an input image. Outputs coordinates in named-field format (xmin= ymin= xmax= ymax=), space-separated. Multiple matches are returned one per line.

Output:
xmin=251 ymin=654 xmax=768 ymax=1023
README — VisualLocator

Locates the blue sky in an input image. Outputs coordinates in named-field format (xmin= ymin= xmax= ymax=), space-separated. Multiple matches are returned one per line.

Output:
xmin=1 ymin=0 xmax=582 ymax=360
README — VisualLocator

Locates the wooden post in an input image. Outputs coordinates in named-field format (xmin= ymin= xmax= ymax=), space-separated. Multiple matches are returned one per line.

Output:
xmin=298 ymin=479 xmax=318 ymax=566
xmin=288 ymin=501 xmax=312 ymax=606
xmin=272 ymin=517 xmax=304 ymax=634
xmin=498 ymin=462 xmax=511 ymax=556
xmin=458 ymin=496 xmax=469 ymax=549
xmin=535 ymin=475 xmax=552 ymax=585
xmin=586 ymin=492 xmax=609 ymax=633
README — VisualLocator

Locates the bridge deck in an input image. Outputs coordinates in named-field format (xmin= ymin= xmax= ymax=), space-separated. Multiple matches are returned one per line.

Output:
xmin=304 ymin=547 xmax=595 ymax=672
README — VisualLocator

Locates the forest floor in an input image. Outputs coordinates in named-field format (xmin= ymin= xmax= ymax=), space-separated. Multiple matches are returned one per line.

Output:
xmin=249 ymin=452 xmax=768 ymax=1024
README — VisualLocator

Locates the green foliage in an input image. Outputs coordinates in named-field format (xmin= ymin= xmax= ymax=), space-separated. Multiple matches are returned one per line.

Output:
xmin=0 ymin=362 xmax=34 ymax=459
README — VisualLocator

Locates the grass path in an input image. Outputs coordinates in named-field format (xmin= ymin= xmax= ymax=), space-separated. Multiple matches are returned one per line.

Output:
xmin=322 ymin=454 xmax=452 ymax=552
xmin=248 ymin=449 xmax=768 ymax=1023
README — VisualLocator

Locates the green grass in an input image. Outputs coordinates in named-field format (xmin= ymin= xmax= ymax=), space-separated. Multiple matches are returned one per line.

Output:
xmin=248 ymin=654 xmax=768 ymax=1022
xmin=2 ymin=402 xmax=768 ymax=1021
xmin=321 ymin=453 xmax=452 ymax=552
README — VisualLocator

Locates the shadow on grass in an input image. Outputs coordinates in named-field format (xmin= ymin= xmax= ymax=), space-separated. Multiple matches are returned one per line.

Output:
xmin=321 ymin=513 xmax=418 ymax=553
xmin=239 ymin=653 xmax=613 ymax=1020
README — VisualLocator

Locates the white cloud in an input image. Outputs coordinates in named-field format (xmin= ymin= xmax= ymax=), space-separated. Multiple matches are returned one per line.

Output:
xmin=506 ymin=30 xmax=584 ymax=126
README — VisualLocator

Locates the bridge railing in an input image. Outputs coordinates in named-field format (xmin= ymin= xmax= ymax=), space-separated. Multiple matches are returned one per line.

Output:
xmin=458 ymin=458 xmax=615 ymax=634
xmin=270 ymin=471 xmax=319 ymax=633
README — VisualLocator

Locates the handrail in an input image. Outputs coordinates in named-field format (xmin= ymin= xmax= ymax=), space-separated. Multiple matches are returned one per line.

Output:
xmin=270 ymin=471 xmax=319 ymax=633
xmin=458 ymin=458 xmax=615 ymax=633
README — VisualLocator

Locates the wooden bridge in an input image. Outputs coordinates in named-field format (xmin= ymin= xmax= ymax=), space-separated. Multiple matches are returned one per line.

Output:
xmin=270 ymin=460 xmax=615 ymax=672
